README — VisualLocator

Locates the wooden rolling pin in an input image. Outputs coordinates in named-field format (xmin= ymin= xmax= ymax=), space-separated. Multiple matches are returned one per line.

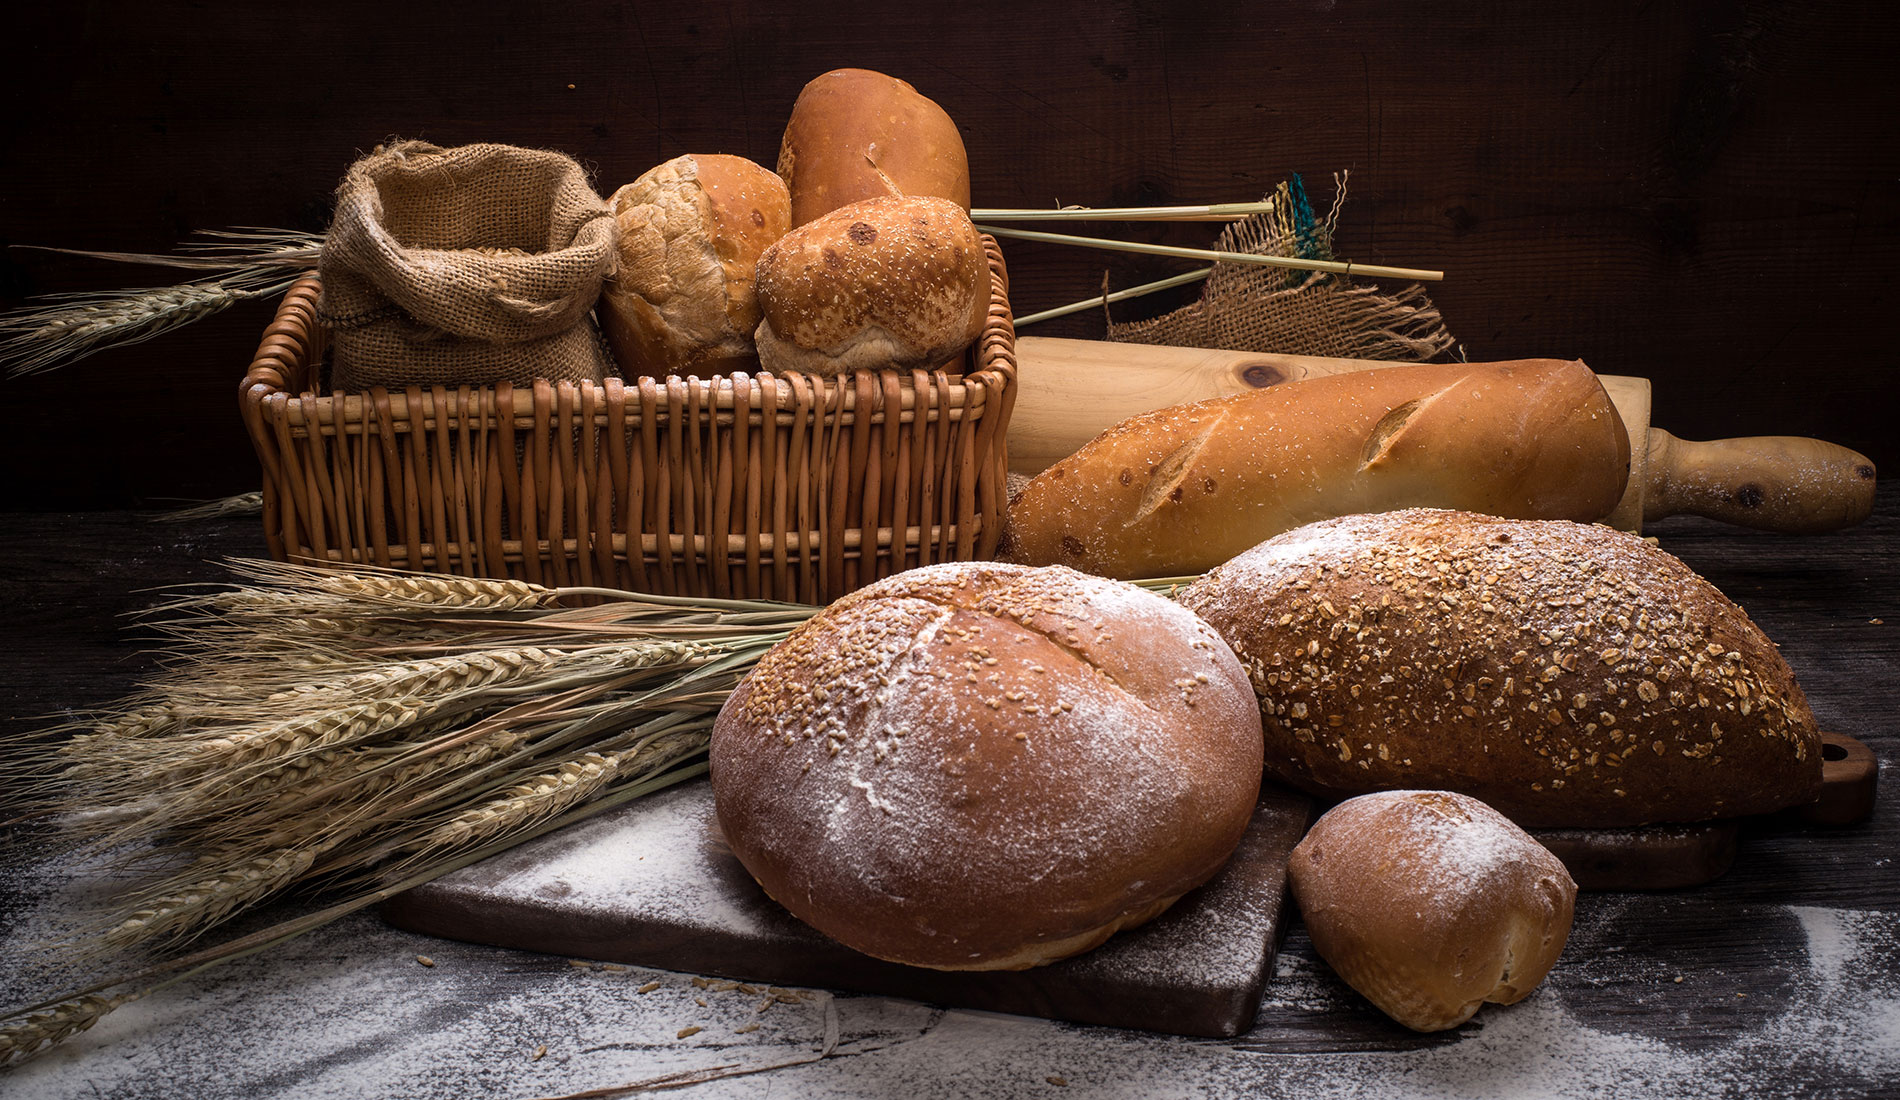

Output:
xmin=1009 ymin=337 xmax=1877 ymax=534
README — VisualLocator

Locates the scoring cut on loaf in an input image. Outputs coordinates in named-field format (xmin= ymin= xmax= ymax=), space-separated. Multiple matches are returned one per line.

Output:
xmin=711 ymin=561 xmax=1264 ymax=971
xmin=1001 ymin=358 xmax=1630 ymax=579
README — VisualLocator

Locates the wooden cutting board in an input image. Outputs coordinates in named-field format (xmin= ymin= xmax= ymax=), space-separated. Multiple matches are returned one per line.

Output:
xmin=1522 ymin=729 xmax=1875 ymax=890
xmin=382 ymin=731 xmax=1873 ymax=1034
xmin=383 ymin=780 xmax=1314 ymax=1039
xmin=1009 ymin=337 xmax=1877 ymax=534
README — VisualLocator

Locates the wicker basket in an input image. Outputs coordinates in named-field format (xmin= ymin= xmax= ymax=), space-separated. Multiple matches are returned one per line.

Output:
xmin=240 ymin=238 xmax=1017 ymax=605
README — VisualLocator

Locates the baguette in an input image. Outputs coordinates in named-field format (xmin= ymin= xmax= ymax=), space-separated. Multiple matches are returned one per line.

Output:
xmin=999 ymin=359 xmax=1630 ymax=579
xmin=1176 ymin=509 xmax=1823 ymax=827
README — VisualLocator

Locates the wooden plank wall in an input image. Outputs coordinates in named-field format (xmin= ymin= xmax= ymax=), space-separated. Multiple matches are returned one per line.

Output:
xmin=3 ymin=1 xmax=1894 ymax=509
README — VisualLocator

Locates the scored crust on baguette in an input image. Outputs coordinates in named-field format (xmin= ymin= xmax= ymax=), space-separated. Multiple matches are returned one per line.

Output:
xmin=710 ymin=561 xmax=1264 ymax=971
xmin=753 ymin=195 xmax=988 ymax=376
xmin=999 ymin=358 xmax=1631 ymax=579
xmin=1178 ymin=509 xmax=1822 ymax=827
xmin=1289 ymin=790 xmax=1577 ymax=1032
xmin=777 ymin=68 xmax=971 ymax=227
xmin=599 ymin=154 xmax=790 ymax=377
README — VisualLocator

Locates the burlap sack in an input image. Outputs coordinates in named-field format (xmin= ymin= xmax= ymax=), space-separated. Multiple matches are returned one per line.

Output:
xmin=319 ymin=140 xmax=616 ymax=390
xmin=1108 ymin=174 xmax=1455 ymax=362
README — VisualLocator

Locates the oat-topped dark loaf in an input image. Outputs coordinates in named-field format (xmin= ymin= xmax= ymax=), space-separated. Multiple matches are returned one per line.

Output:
xmin=711 ymin=561 xmax=1264 ymax=971
xmin=1177 ymin=509 xmax=1822 ymax=827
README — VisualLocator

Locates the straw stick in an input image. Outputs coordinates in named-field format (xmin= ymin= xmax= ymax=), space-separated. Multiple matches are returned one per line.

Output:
xmin=1013 ymin=267 xmax=1215 ymax=328
xmin=974 ymin=225 xmax=1444 ymax=282
xmin=971 ymin=201 xmax=1277 ymax=223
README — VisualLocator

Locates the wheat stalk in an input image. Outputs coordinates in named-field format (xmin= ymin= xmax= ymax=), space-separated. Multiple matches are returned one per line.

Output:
xmin=0 ymin=992 xmax=141 ymax=1068
xmin=223 ymin=558 xmax=558 ymax=611
xmin=417 ymin=727 xmax=706 ymax=856
xmin=264 ymin=647 xmax=574 ymax=707
xmin=0 ymin=271 xmax=300 ymax=377
xmin=101 ymin=845 xmax=327 ymax=953
xmin=204 ymin=744 xmax=371 ymax=806
xmin=150 ymin=491 xmax=265 ymax=522
xmin=16 ymin=226 xmax=325 ymax=272
xmin=171 ymin=712 xmax=484 ymax=831
xmin=3 ymin=561 xmax=1203 ymax=1064
xmin=146 ymin=644 xmax=659 ymax=782
xmin=3 ymin=226 xmax=325 ymax=378
xmin=90 ymin=702 xmax=185 ymax=741
xmin=2 ymin=755 xmax=710 ymax=1069
xmin=178 ymin=696 xmax=438 ymax=775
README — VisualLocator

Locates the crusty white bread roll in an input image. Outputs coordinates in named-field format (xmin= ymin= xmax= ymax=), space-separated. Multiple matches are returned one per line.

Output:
xmin=1289 ymin=790 xmax=1577 ymax=1032
xmin=597 ymin=154 xmax=790 ymax=377
xmin=710 ymin=561 xmax=1265 ymax=971
xmin=1178 ymin=509 xmax=1824 ymax=827
xmin=777 ymin=68 xmax=971 ymax=227
xmin=999 ymin=358 xmax=1631 ymax=579
xmin=753 ymin=194 xmax=989 ymax=377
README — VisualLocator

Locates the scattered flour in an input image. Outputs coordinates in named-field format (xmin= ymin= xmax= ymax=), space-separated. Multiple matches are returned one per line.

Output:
xmin=4 ymin=774 xmax=1895 ymax=1099
xmin=434 ymin=780 xmax=772 ymax=939
xmin=5 ymin=875 xmax=1896 ymax=1098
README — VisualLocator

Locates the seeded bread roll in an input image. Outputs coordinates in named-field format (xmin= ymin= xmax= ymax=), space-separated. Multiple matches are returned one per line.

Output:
xmin=1177 ymin=509 xmax=1822 ymax=827
xmin=777 ymin=68 xmax=970 ymax=227
xmin=1000 ymin=359 xmax=1631 ymax=579
xmin=1290 ymin=790 xmax=1577 ymax=1032
xmin=753 ymin=195 xmax=989 ymax=377
xmin=598 ymin=154 xmax=791 ymax=377
xmin=710 ymin=561 xmax=1265 ymax=971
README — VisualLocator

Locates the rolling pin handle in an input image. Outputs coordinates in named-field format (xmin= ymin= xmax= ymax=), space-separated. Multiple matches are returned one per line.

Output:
xmin=1642 ymin=430 xmax=1877 ymax=533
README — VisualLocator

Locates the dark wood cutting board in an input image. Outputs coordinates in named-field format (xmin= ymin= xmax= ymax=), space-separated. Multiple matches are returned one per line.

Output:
xmin=1527 ymin=729 xmax=1878 ymax=890
xmin=383 ymin=731 xmax=1875 ymax=1035
xmin=383 ymin=780 xmax=1315 ymax=1039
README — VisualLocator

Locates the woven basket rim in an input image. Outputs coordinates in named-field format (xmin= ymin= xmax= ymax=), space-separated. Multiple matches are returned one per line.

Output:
xmin=242 ymin=235 xmax=1016 ymax=409
xmin=234 ymin=234 xmax=1017 ymax=604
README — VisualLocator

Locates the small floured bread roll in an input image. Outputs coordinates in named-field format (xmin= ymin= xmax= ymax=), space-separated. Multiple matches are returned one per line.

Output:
xmin=598 ymin=154 xmax=790 ymax=376
xmin=710 ymin=561 xmax=1265 ymax=971
xmin=1289 ymin=790 xmax=1577 ymax=1032
xmin=776 ymin=68 xmax=970 ymax=227
xmin=753 ymin=194 xmax=988 ymax=377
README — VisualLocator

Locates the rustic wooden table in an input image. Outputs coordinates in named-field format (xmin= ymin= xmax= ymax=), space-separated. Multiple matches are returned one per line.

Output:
xmin=2 ymin=490 xmax=1895 ymax=1098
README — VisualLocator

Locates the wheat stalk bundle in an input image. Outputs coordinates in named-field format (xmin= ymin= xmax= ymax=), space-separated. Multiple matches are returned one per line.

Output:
xmin=1 ymin=228 xmax=325 ymax=378
xmin=0 ymin=560 xmax=1193 ymax=1067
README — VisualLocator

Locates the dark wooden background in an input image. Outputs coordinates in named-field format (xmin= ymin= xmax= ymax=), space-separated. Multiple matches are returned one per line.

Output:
xmin=3 ymin=0 xmax=1896 ymax=510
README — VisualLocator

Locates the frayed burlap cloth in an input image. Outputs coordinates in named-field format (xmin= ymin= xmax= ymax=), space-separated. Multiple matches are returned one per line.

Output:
xmin=319 ymin=140 xmax=615 ymax=390
xmin=1107 ymin=174 xmax=1454 ymax=361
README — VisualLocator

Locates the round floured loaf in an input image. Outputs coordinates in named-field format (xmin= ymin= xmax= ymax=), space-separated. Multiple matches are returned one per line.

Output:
xmin=710 ymin=561 xmax=1265 ymax=971
xmin=1289 ymin=790 xmax=1578 ymax=1032
xmin=598 ymin=154 xmax=790 ymax=377
xmin=776 ymin=68 xmax=970 ymax=227
xmin=753 ymin=194 xmax=989 ymax=377
xmin=1177 ymin=509 xmax=1822 ymax=827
